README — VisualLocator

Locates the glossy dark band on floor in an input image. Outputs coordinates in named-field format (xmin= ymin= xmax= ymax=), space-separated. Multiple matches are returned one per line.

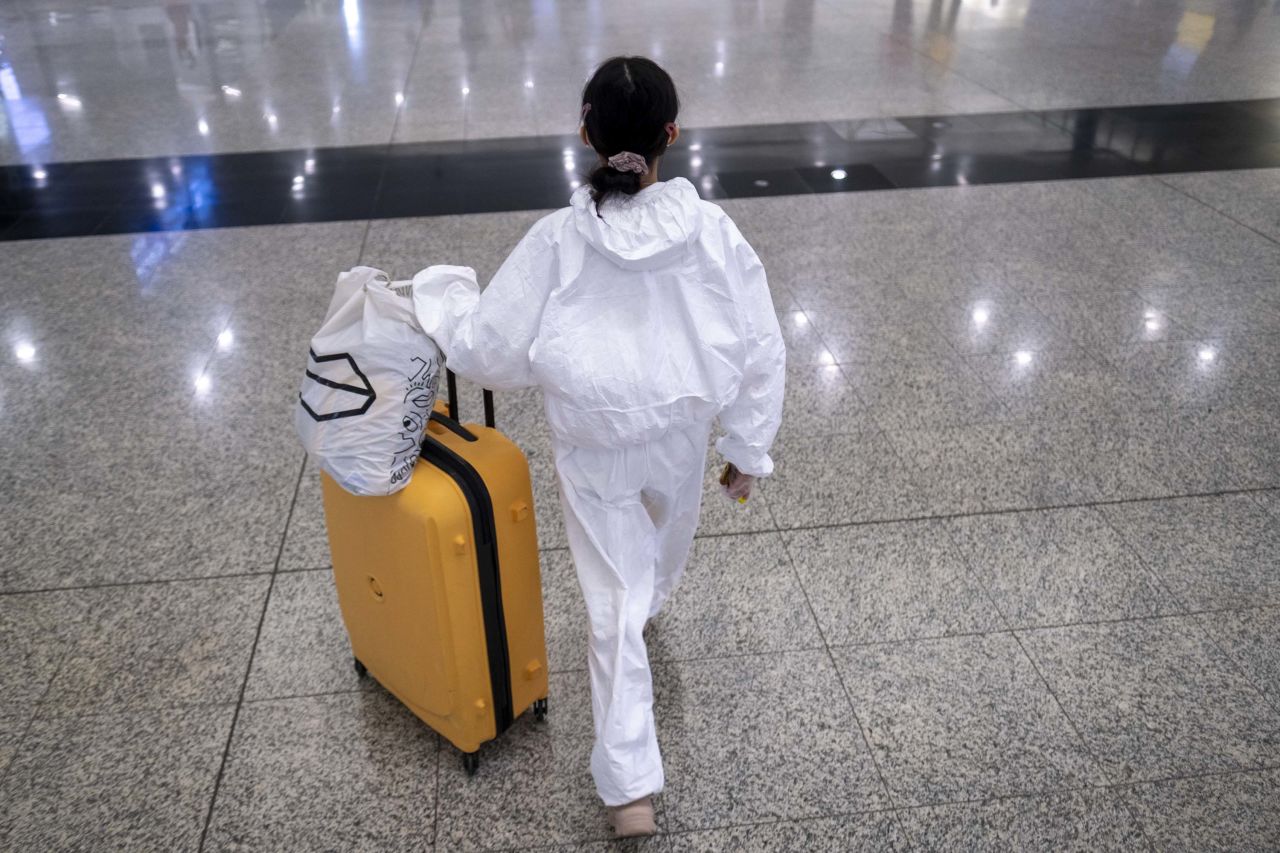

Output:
xmin=3 ymin=97 xmax=1280 ymax=241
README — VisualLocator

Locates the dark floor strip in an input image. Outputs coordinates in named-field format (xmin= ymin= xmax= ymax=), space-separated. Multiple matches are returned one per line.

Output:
xmin=3 ymin=97 xmax=1280 ymax=241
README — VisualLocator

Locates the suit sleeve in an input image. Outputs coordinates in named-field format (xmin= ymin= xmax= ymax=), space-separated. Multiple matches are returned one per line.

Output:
xmin=411 ymin=222 xmax=557 ymax=391
xmin=715 ymin=220 xmax=786 ymax=477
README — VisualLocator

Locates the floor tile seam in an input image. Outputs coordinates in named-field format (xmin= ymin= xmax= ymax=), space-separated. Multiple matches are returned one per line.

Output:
xmin=1180 ymin=606 xmax=1280 ymax=720
xmin=0 ymin=568 xmax=276 ymax=597
xmin=886 ymin=777 xmax=1136 ymax=812
xmin=483 ymin=802 xmax=907 ymax=851
xmin=30 ymin=698 xmax=240 ymax=722
xmin=830 ymin=764 xmax=1280 ymax=814
xmin=1153 ymin=174 xmax=1280 ymax=250
xmin=774 ymin=530 xmax=903 ymax=815
xmin=386 ymin=13 xmax=431 ymax=147
xmin=1100 ymin=761 xmax=1280 ymax=791
xmin=355 ymin=218 xmax=375 ymax=266
xmin=935 ymin=515 xmax=1023 ymax=638
xmin=273 ymin=529 xmax=779 ymax=572
xmin=1088 ymin=173 xmax=1268 ymax=258
xmin=814 ymin=604 xmax=1265 ymax=651
xmin=196 ymin=453 xmax=307 ymax=852
xmin=0 ymin=649 xmax=70 ymax=790
xmin=877 ymin=26 xmax=1040 ymax=116
xmin=1007 ymin=629 xmax=1119 ymax=786
xmin=1089 ymin=502 xmax=1200 ymax=613
xmin=549 ymin=643 xmax=837 ymax=678
xmin=239 ymin=685 xmax=374 ymax=706
xmin=766 ymin=484 xmax=1279 ymax=535
xmin=997 ymin=602 xmax=1280 ymax=635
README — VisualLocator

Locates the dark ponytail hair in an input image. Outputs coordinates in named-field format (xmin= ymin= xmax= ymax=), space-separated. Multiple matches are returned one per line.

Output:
xmin=581 ymin=56 xmax=679 ymax=208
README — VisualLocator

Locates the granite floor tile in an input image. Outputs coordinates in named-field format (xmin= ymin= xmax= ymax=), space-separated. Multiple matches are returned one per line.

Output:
xmin=436 ymin=670 xmax=612 ymax=851
xmin=205 ymin=691 xmax=437 ymax=852
xmin=840 ymin=355 xmax=1009 ymax=432
xmin=778 ymin=308 xmax=839 ymax=367
xmin=0 ymin=589 xmax=91 ymax=709
xmin=0 ymin=713 xmax=28 ymax=778
xmin=540 ymin=842 xmax=669 ymax=853
xmin=1019 ymin=617 xmax=1280 ymax=783
xmin=657 ymin=651 xmax=889 ymax=831
xmin=1252 ymin=490 xmax=1280 ymax=518
xmin=883 ymin=421 xmax=1072 ymax=516
xmin=1100 ymin=340 xmax=1280 ymax=414
xmin=540 ymin=549 xmax=588 ymax=675
xmin=923 ymin=294 xmax=1073 ymax=357
xmin=2 ymin=416 xmax=303 ymax=591
xmin=896 ymin=790 xmax=1149 ymax=852
xmin=966 ymin=347 xmax=1142 ymax=421
xmin=1079 ymin=179 xmax=1280 ymax=284
xmin=1161 ymin=169 xmax=1280 ymax=242
xmin=1137 ymin=283 xmax=1280 ymax=341
xmin=1030 ymin=291 xmax=1202 ymax=350
xmin=806 ymin=307 xmax=960 ymax=366
xmin=665 ymin=812 xmax=909 ymax=852
xmin=1197 ymin=606 xmax=1280 ymax=712
xmin=1126 ymin=407 xmax=1280 ymax=495
xmin=777 ymin=363 xmax=877 ymax=438
xmin=530 ymin=445 xmax=569 ymax=551
xmin=946 ymin=507 xmax=1180 ymax=628
xmin=1032 ymin=411 xmax=1183 ymax=506
xmin=244 ymin=569 xmax=366 ymax=701
xmin=647 ymin=533 xmax=823 ymax=661
xmin=279 ymin=458 xmax=331 ymax=570
xmin=1099 ymin=495 xmax=1280 ymax=610
xmin=834 ymin=633 xmax=1105 ymax=806
xmin=0 ymin=705 xmax=233 ymax=851
xmin=765 ymin=431 xmax=925 ymax=528
xmin=1119 ymin=770 xmax=1280 ymax=853
xmin=784 ymin=520 xmax=1002 ymax=645
xmin=539 ymin=840 xmax=668 ymax=853
xmin=698 ymin=441 xmax=779 ymax=537
xmin=41 ymin=576 xmax=270 ymax=715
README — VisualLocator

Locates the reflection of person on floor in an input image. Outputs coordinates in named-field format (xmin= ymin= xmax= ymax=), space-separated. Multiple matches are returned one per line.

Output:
xmin=414 ymin=56 xmax=785 ymax=838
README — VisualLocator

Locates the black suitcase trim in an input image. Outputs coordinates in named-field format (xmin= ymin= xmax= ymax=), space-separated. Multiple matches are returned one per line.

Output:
xmin=419 ymin=435 xmax=516 ymax=736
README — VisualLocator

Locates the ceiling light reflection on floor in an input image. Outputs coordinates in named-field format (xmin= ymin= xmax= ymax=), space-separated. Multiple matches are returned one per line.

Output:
xmin=15 ymin=342 xmax=36 ymax=363
xmin=830 ymin=168 xmax=848 ymax=180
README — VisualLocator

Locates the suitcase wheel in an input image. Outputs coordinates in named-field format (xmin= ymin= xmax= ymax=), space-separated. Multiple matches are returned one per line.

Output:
xmin=353 ymin=657 xmax=368 ymax=679
xmin=462 ymin=751 xmax=480 ymax=776
xmin=533 ymin=698 xmax=548 ymax=722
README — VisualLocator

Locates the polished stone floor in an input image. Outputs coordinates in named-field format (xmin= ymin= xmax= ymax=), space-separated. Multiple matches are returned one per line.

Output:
xmin=3 ymin=0 xmax=1280 ymax=164
xmin=3 ymin=1 xmax=1280 ymax=852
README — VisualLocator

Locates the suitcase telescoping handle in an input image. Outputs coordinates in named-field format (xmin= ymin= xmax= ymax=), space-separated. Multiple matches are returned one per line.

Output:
xmin=445 ymin=368 xmax=496 ymax=429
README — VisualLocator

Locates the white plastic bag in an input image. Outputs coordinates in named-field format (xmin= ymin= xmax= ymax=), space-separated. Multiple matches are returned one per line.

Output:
xmin=295 ymin=266 xmax=444 ymax=496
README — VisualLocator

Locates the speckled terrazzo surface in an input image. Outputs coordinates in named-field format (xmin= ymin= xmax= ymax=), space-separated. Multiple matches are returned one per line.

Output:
xmin=5 ymin=109 xmax=1280 ymax=853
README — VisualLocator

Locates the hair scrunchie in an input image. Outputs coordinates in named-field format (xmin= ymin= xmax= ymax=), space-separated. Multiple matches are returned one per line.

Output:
xmin=606 ymin=151 xmax=649 ymax=174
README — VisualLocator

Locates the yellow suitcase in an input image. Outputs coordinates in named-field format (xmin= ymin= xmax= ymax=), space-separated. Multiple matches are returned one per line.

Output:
xmin=320 ymin=378 xmax=549 ymax=774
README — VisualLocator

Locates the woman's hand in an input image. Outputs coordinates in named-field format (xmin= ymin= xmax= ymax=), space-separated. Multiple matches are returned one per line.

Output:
xmin=720 ymin=463 xmax=755 ymax=503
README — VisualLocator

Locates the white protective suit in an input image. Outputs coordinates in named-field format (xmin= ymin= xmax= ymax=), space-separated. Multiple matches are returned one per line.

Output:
xmin=413 ymin=177 xmax=785 ymax=806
